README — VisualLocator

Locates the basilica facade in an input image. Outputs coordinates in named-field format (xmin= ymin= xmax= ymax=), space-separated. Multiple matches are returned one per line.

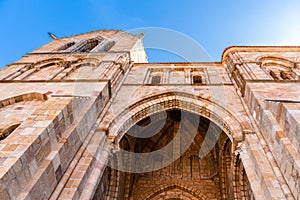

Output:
xmin=0 ymin=30 xmax=299 ymax=200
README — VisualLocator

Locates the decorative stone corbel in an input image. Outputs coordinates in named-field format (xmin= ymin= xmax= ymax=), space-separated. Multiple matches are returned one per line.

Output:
xmin=232 ymin=130 xmax=253 ymax=152
xmin=34 ymin=65 xmax=40 ymax=71
xmin=111 ymin=142 xmax=119 ymax=154
xmin=243 ymin=129 xmax=255 ymax=135
xmin=234 ymin=142 xmax=247 ymax=156
xmin=26 ymin=63 xmax=34 ymax=70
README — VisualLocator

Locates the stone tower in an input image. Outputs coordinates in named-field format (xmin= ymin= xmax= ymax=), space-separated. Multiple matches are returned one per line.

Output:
xmin=0 ymin=30 xmax=299 ymax=200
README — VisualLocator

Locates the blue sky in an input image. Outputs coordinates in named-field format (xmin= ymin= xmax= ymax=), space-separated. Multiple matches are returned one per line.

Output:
xmin=1 ymin=0 xmax=300 ymax=67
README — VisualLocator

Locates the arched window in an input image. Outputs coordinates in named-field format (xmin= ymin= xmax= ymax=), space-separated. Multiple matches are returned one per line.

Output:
xmin=69 ymin=37 xmax=103 ymax=53
xmin=193 ymin=75 xmax=202 ymax=84
xmin=86 ymin=38 xmax=100 ymax=52
xmin=151 ymin=75 xmax=161 ymax=84
xmin=191 ymin=70 xmax=206 ymax=84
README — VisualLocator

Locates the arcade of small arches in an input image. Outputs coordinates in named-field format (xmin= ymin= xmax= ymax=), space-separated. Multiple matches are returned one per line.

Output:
xmin=258 ymin=56 xmax=300 ymax=80
xmin=1 ymin=54 xmax=129 ymax=81
xmin=2 ymin=54 xmax=299 ymax=84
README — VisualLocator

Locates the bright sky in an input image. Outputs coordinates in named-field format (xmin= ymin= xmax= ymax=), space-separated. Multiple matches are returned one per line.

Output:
xmin=1 ymin=0 xmax=300 ymax=67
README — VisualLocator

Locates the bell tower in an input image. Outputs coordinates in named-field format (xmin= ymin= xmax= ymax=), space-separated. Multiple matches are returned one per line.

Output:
xmin=0 ymin=30 xmax=147 ymax=200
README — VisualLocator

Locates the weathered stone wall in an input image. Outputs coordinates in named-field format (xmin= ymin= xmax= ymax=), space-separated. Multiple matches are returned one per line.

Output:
xmin=0 ymin=30 xmax=145 ymax=200
xmin=0 ymin=31 xmax=299 ymax=200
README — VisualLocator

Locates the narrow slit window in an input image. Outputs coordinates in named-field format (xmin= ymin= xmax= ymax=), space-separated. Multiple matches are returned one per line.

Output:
xmin=151 ymin=75 xmax=161 ymax=84
xmin=86 ymin=39 xmax=100 ymax=51
xmin=193 ymin=75 xmax=202 ymax=84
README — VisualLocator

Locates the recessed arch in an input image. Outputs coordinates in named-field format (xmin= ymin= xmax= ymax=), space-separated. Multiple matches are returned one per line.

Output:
xmin=64 ymin=62 xmax=97 ymax=80
xmin=0 ymin=123 xmax=20 ymax=140
xmin=72 ymin=57 xmax=101 ymax=69
xmin=256 ymin=56 xmax=297 ymax=80
xmin=34 ymin=58 xmax=65 ymax=67
xmin=60 ymin=57 xmax=101 ymax=80
xmin=256 ymin=55 xmax=294 ymax=66
xmin=9 ymin=58 xmax=67 ymax=80
xmin=97 ymin=91 xmax=253 ymax=200
xmin=104 ymin=91 xmax=246 ymax=146
xmin=0 ymin=92 xmax=47 ymax=109
xmin=263 ymin=63 xmax=290 ymax=71
xmin=142 ymin=184 xmax=208 ymax=200
xmin=257 ymin=55 xmax=294 ymax=71
xmin=77 ymin=57 xmax=101 ymax=65
xmin=72 ymin=62 xmax=97 ymax=69
xmin=17 ymin=58 xmax=67 ymax=80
